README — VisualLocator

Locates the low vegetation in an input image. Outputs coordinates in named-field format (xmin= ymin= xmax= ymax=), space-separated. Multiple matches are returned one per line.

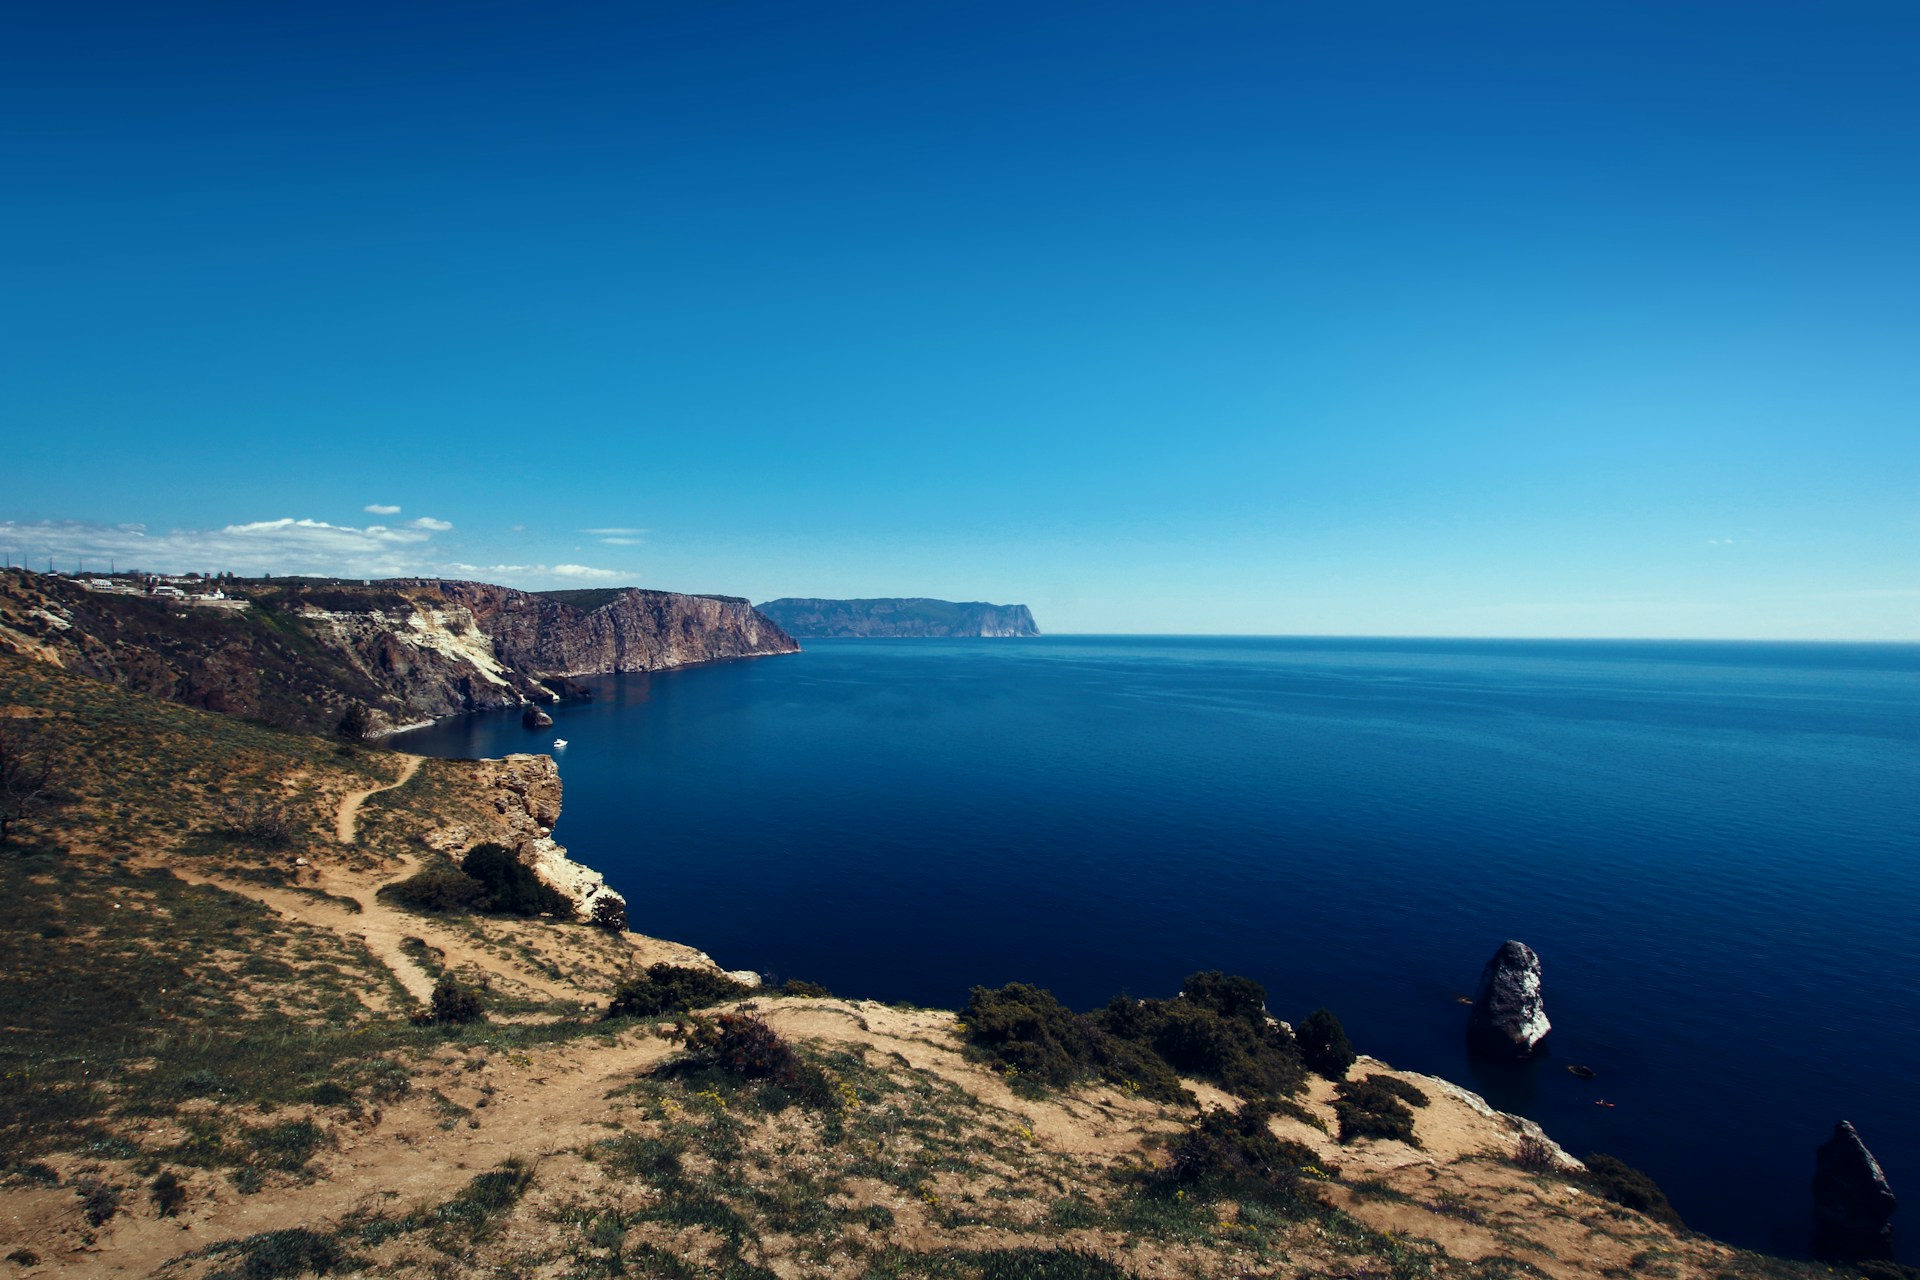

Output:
xmin=383 ymin=842 xmax=570 ymax=918
xmin=607 ymin=963 xmax=754 ymax=1018
xmin=1332 ymin=1073 xmax=1431 ymax=1145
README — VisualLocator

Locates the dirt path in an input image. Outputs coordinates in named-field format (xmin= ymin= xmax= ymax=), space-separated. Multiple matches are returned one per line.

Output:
xmin=335 ymin=753 xmax=423 ymax=844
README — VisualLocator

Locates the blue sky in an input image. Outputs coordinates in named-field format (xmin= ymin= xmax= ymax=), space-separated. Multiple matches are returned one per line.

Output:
xmin=2 ymin=1 xmax=1915 ymax=637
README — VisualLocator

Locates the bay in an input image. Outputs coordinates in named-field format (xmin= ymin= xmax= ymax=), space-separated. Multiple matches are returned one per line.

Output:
xmin=399 ymin=635 xmax=1920 ymax=1260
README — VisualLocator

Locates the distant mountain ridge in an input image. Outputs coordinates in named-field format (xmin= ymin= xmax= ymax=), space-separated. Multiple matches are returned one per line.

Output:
xmin=0 ymin=570 xmax=797 ymax=735
xmin=757 ymin=597 xmax=1039 ymax=638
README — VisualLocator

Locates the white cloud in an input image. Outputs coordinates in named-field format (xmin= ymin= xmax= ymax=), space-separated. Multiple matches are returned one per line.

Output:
xmin=0 ymin=517 xmax=627 ymax=589
xmin=580 ymin=527 xmax=646 ymax=536
xmin=599 ymin=537 xmax=642 ymax=546
xmin=0 ymin=516 xmax=444 ymax=580
xmin=408 ymin=516 xmax=454 ymax=532
xmin=364 ymin=503 xmax=402 ymax=515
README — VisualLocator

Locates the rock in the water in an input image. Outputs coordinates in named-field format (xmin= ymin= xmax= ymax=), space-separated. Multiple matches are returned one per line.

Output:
xmin=1813 ymin=1121 xmax=1896 ymax=1260
xmin=1467 ymin=940 xmax=1551 ymax=1057
xmin=521 ymin=705 xmax=554 ymax=730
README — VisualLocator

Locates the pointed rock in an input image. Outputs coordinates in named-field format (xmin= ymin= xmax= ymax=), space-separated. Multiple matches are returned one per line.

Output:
xmin=1467 ymin=940 xmax=1550 ymax=1057
xmin=1813 ymin=1121 xmax=1896 ymax=1260
xmin=521 ymin=705 xmax=554 ymax=730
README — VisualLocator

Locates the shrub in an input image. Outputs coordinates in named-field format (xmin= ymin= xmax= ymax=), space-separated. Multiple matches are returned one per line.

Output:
xmin=1513 ymin=1135 xmax=1558 ymax=1172
xmin=1297 ymin=1008 xmax=1355 ymax=1080
xmin=422 ymin=974 xmax=485 ymax=1025
xmin=336 ymin=704 xmax=373 ymax=741
xmin=961 ymin=984 xmax=1187 ymax=1102
xmin=460 ymin=843 xmax=570 ymax=917
xmin=607 ymin=964 xmax=750 ymax=1018
xmin=1332 ymin=1075 xmax=1428 ymax=1146
xmin=223 ymin=794 xmax=293 ymax=845
xmin=383 ymin=845 xmax=570 ymax=918
xmin=779 ymin=978 xmax=831 ymax=998
xmin=1180 ymin=971 xmax=1269 ymax=1025
xmin=588 ymin=894 xmax=627 ymax=933
xmin=1582 ymin=1153 xmax=1683 ymax=1228
xmin=383 ymin=868 xmax=489 ymax=915
xmin=205 ymin=1227 xmax=352 ymax=1279
xmin=79 ymin=1179 xmax=121 ymax=1226
xmin=664 ymin=1012 xmax=836 ymax=1109
xmin=1093 ymin=983 xmax=1307 ymax=1100
xmin=150 ymin=1169 xmax=187 ymax=1216
xmin=1169 ymin=1100 xmax=1330 ymax=1197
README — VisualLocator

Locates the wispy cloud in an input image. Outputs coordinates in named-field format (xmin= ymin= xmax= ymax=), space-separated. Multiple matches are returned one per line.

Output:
xmin=598 ymin=537 xmax=643 ymax=546
xmin=364 ymin=503 xmax=402 ymax=515
xmin=580 ymin=527 xmax=646 ymax=536
xmin=0 ymin=517 xmax=443 ymax=579
xmin=1 ymin=517 xmax=628 ymax=588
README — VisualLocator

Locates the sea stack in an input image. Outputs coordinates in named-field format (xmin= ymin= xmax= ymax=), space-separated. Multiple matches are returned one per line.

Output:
xmin=1467 ymin=940 xmax=1551 ymax=1057
xmin=522 ymin=705 xmax=554 ymax=730
xmin=1813 ymin=1121 xmax=1896 ymax=1260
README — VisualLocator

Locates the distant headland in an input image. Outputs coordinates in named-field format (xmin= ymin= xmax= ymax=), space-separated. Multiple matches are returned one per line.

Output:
xmin=756 ymin=597 xmax=1039 ymax=638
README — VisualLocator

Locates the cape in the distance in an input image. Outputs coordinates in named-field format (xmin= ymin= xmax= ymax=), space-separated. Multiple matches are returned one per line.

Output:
xmin=756 ymin=597 xmax=1040 ymax=638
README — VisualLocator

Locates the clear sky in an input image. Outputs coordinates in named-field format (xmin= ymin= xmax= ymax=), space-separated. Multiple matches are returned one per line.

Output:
xmin=3 ymin=2 xmax=1915 ymax=637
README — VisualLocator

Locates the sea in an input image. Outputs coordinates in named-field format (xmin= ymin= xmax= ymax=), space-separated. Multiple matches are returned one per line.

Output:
xmin=398 ymin=635 xmax=1920 ymax=1260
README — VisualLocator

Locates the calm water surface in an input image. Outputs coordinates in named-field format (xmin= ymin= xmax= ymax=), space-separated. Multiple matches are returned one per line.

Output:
xmin=401 ymin=636 xmax=1920 ymax=1259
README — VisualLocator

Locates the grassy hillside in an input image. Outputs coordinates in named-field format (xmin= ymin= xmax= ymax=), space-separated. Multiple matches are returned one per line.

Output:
xmin=0 ymin=652 xmax=1862 ymax=1279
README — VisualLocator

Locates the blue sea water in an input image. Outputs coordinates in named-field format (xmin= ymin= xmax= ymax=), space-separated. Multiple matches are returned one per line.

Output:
xmin=400 ymin=636 xmax=1920 ymax=1260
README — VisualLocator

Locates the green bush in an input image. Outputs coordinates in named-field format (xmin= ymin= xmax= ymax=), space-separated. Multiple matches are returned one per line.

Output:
xmin=607 ymin=964 xmax=750 ymax=1019
xmin=1297 ymin=1008 xmax=1355 ymax=1080
xmin=383 ymin=845 xmax=570 ymax=918
xmin=1180 ymin=971 xmax=1270 ymax=1025
xmin=588 ymin=894 xmax=628 ymax=933
xmin=1582 ymin=1153 xmax=1683 ymax=1228
xmin=422 ymin=974 xmax=485 ymax=1025
xmin=460 ymin=843 xmax=570 ymax=917
xmin=382 ymin=868 xmax=488 ymax=915
xmin=1332 ymin=1075 xmax=1428 ymax=1146
xmin=205 ymin=1226 xmax=353 ymax=1280
xmin=778 ymin=978 xmax=831 ymax=998
xmin=1169 ymin=1100 xmax=1329 ymax=1197
xmin=961 ymin=984 xmax=1187 ymax=1102
xmin=663 ymin=1012 xmax=836 ymax=1110
xmin=1093 ymin=980 xmax=1307 ymax=1100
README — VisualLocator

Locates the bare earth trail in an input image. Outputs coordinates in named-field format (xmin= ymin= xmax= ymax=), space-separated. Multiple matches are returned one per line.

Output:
xmin=168 ymin=753 xmax=589 ymax=1009
xmin=335 ymin=753 xmax=423 ymax=844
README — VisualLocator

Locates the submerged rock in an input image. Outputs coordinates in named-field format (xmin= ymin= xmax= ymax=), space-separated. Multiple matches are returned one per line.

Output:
xmin=1467 ymin=940 xmax=1551 ymax=1057
xmin=522 ymin=705 xmax=554 ymax=729
xmin=1813 ymin=1121 xmax=1896 ymax=1260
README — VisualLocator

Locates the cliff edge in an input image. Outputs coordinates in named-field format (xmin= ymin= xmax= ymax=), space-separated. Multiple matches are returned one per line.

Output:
xmin=757 ymin=596 xmax=1039 ymax=638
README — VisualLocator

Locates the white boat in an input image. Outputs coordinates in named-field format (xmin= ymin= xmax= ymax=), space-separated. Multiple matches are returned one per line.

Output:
xmin=552 ymin=738 xmax=569 ymax=749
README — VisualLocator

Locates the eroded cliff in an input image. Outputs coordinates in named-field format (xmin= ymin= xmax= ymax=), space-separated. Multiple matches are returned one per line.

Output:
xmin=756 ymin=596 xmax=1039 ymax=638
xmin=0 ymin=570 xmax=797 ymax=735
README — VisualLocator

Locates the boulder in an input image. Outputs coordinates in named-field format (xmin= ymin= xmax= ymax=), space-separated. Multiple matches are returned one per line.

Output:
xmin=1467 ymin=940 xmax=1550 ymax=1057
xmin=1813 ymin=1121 xmax=1896 ymax=1260
xmin=521 ymin=705 xmax=554 ymax=729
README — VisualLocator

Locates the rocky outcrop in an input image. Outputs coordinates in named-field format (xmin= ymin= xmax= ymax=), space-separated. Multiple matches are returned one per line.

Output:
xmin=1814 ymin=1121 xmax=1897 ymax=1260
xmin=1467 ymin=940 xmax=1551 ymax=1057
xmin=0 ymin=570 xmax=796 ymax=736
xmin=756 ymin=597 xmax=1039 ymax=638
xmin=421 ymin=752 xmax=620 ymax=923
xmin=522 ymin=705 xmax=554 ymax=729
xmin=437 ymin=582 xmax=799 ymax=676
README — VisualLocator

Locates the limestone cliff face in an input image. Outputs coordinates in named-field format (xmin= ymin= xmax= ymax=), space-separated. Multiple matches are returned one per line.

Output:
xmin=756 ymin=597 xmax=1039 ymax=638
xmin=420 ymin=752 xmax=617 ymax=923
xmin=436 ymin=583 xmax=799 ymax=677
xmin=0 ymin=570 xmax=797 ymax=736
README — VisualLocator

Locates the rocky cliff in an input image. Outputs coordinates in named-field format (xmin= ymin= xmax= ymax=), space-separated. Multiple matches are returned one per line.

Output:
xmin=0 ymin=570 xmax=797 ymax=735
xmin=757 ymin=596 xmax=1039 ymax=638
xmin=437 ymin=582 xmax=798 ymax=676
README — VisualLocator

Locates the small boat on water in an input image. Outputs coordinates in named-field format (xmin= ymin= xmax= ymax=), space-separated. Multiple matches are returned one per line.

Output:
xmin=552 ymin=738 xmax=569 ymax=749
